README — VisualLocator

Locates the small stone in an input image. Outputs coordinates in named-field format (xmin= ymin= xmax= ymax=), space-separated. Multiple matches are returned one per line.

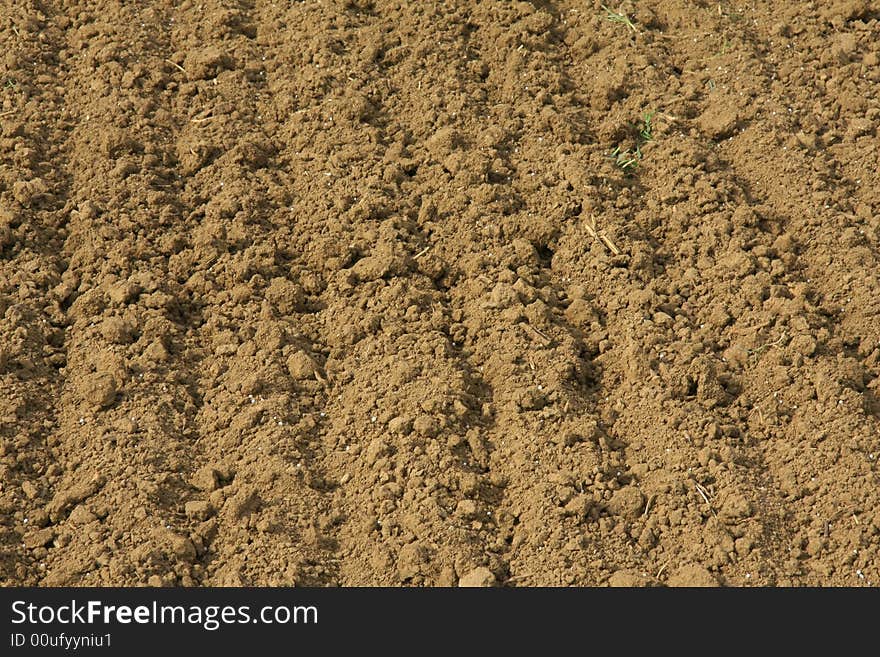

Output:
xmin=607 ymin=486 xmax=645 ymax=518
xmin=667 ymin=564 xmax=719 ymax=587
xmin=458 ymin=566 xmax=496 ymax=587
xmin=23 ymin=528 xmax=56 ymax=549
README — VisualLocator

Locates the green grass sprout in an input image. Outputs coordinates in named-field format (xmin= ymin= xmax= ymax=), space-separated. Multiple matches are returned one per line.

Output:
xmin=602 ymin=5 xmax=638 ymax=33
xmin=638 ymin=111 xmax=656 ymax=142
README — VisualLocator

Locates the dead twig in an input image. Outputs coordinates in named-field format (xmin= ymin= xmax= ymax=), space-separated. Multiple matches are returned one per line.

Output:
xmin=413 ymin=245 xmax=431 ymax=259
xmin=693 ymin=481 xmax=717 ymax=517
xmin=749 ymin=331 xmax=788 ymax=357
xmin=522 ymin=322 xmax=552 ymax=347
xmin=825 ymin=506 xmax=857 ymax=538
xmin=653 ymin=31 xmax=714 ymax=41
xmin=165 ymin=58 xmax=187 ymax=74
xmin=314 ymin=369 xmax=331 ymax=388
xmin=586 ymin=214 xmax=621 ymax=255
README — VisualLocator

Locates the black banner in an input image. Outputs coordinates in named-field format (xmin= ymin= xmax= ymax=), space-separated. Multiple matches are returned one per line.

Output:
xmin=0 ymin=587 xmax=872 ymax=653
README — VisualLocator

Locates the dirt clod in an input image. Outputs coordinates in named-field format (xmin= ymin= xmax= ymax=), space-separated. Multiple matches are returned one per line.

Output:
xmin=287 ymin=352 xmax=317 ymax=380
xmin=68 ymin=506 xmax=98 ymax=525
xmin=608 ymin=487 xmax=645 ymax=519
xmin=184 ymin=501 xmax=214 ymax=521
xmin=21 ymin=481 xmax=40 ymax=500
xmin=23 ymin=528 xmax=56 ymax=550
xmin=667 ymin=565 xmax=720 ymax=588
xmin=608 ymin=570 xmax=658 ymax=588
xmin=183 ymin=47 xmax=232 ymax=80
xmin=458 ymin=567 xmax=497 ymax=588
xmin=191 ymin=467 xmax=222 ymax=493
xmin=83 ymin=373 xmax=117 ymax=410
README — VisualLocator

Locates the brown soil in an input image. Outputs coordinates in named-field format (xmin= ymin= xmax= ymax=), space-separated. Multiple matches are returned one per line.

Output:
xmin=1 ymin=0 xmax=879 ymax=587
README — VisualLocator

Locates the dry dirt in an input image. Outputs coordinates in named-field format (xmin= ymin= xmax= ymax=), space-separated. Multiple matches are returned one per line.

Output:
xmin=1 ymin=0 xmax=879 ymax=587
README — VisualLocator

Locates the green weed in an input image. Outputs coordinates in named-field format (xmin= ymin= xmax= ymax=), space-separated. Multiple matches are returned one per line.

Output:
xmin=609 ymin=110 xmax=657 ymax=174
xmin=638 ymin=110 xmax=656 ymax=142
xmin=601 ymin=5 xmax=637 ymax=33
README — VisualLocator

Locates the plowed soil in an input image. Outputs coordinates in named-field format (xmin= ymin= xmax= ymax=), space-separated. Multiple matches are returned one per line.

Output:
xmin=1 ymin=0 xmax=879 ymax=587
